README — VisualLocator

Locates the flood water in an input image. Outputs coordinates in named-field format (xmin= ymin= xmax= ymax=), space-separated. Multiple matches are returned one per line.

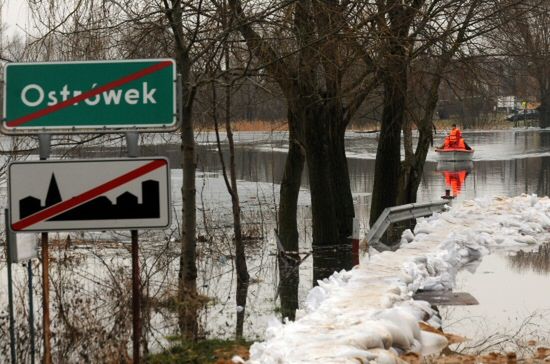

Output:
xmin=74 ymin=128 xmax=550 ymax=220
xmin=154 ymin=128 xmax=550 ymax=213
xmin=178 ymin=128 xmax=550 ymax=350
xmin=2 ymin=128 xmax=550 ymax=359
xmin=116 ymin=128 xmax=550 ymax=343
xmin=441 ymin=244 xmax=550 ymax=355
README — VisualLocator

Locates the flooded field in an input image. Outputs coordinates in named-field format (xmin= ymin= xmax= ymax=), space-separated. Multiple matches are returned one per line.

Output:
xmin=2 ymin=128 xmax=550 ymax=360
xmin=441 ymin=244 xmax=550 ymax=356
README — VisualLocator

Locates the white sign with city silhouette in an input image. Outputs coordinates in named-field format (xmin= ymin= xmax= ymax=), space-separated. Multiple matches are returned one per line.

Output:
xmin=8 ymin=158 xmax=170 ymax=231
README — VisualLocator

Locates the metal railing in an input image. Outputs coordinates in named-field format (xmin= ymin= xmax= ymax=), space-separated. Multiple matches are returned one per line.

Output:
xmin=365 ymin=200 xmax=448 ymax=249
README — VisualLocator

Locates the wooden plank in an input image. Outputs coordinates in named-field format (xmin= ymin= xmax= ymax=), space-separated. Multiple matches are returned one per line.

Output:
xmin=413 ymin=291 xmax=479 ymax=306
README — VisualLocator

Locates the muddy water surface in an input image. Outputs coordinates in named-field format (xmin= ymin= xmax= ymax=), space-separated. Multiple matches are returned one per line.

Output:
xmin=152 ymin=129 xmax=550 ymax=342
xmin=3 ymin=128 xmax=550 ymax=357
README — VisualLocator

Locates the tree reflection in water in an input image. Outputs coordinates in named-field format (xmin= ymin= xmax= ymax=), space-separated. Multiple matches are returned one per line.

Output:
xmin=508 ymin=243 xmax=550 ymax=274
xmin=537 ymin=133 xmax=550 ymax=196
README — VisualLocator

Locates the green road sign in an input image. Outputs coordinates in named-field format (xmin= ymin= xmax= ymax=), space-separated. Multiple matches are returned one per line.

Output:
xmin=2 ymin=59 xmax=177 ymax=134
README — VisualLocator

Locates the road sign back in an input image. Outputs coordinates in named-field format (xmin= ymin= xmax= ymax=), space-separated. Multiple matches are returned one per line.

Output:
xmin=9 ymin=158 xmax=171 ymax=231
xmin=2 ymin=59 xmax=177 ymax=134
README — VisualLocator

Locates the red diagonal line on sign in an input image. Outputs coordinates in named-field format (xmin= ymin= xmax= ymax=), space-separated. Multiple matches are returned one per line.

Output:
xmin=6 ymin=60 xmax=173 ymax=128
xmin=12 ymin=159 xmax=167 ymax=231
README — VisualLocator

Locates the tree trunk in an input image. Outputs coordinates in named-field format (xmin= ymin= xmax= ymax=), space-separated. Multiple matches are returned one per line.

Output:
xmin=392 ymin=79 xmax=439 ymax=245
xmin=328 ymin=108 xmax=355 ymax=245
xmin=228 ymin=0 xmax=355 ymax=282
xmin=397 ymin=119 xmax=415 ymax=205
xmin=178 ymin=88 xmax=198 ymax=338
xmin=537 ymin=133 xmax=550 ymax=195
xmin=302 ymin=106 xmax=344 ymax=283
xmin=369 ymin=0 xmax=422 ymax=228
xmin=277 ymin=111 xmax=305 ymax=320
xmin=225 ymin=72 xmax=249 ymax=340
xmin=232 ymin=151 xmax=249 ymax=337
xmin=211 ymin=59 xmax=250 ymax=337
xmin=166 ymin=0 xmax=199 ymax=339
xmin=370 ymin=72 xmax=408 ymax=227
xmin=396 ymin=127 xmax=431 ymax=206
xmin=398 ymin=75 xmax=440 ymax=206
xmin=327 ymin=109 xmax=354 ymax=271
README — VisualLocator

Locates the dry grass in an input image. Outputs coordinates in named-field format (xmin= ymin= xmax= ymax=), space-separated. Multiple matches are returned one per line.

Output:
xmin=414 ymin=349 xmax=550 ymax=364
xmin=232 ymin=119 xmax=288 ymax=131
xmin=147 ymin=339 xmax=251 ymax=363
xmin=213 ymin=344 xmax=250 ymax=363
xmin=399 ymin=324 xmax=550 ymax=364
xmin=201 ymin=117 xmax=514 ymax=132
xmin=419 ymin=322 xmax=468 ymax=346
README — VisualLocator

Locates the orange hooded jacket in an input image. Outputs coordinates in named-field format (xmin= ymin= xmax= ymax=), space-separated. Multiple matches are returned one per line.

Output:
xmin=449 ymin=127 xmax=461 ymax=145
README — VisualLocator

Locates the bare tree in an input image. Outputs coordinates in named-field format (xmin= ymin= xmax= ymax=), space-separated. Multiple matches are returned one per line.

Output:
xmin=369 ymin=0 xmax=503 ymax=229
xmin=21 ymin=0 xmax=219 ymax=341
xmin=493 ymin=0 xmax=550 ymax=127
xmin=161 ymin=0 xmax=202 ymax=340
xmin=228 ymin=0 xmax=379 ymax=285
xmin=368 ymin=0 xmax=427 ymax=227
xmin=209 ymin=1 xmax=250 ymax=336
xmin=398 ymin=0 xmax=492 ymax=206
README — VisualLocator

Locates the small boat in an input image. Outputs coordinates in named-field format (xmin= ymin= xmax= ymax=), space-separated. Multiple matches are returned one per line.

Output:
xmin=435 ymin=148 xmax=474 ymax=162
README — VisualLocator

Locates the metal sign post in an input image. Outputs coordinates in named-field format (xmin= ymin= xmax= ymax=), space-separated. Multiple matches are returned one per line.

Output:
xmin=131 ymin=228 xmax=141 ymax=364
xmin=41 ymin=233 xmax=51 ymax=364
xmin=126 ymin=131 xmax=141 ymax=364
xmin=27 ymin=261 xmax=36 ymax=364
xmin=6 ymin=218 xmax=38 ymax=364
xmin=5 ymin=209 xmax=17 ymax=364
xmin=38 ymin=134 xmax=52 ymax=364
xmin=8 ymin=156 xmax=170 ymax=363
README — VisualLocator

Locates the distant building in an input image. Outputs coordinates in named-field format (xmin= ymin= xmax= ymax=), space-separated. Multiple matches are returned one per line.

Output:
xmin=497 ymin=96 xmax=539 ymax=112
xmin=497 ymin=96 xmax=518 ymax=110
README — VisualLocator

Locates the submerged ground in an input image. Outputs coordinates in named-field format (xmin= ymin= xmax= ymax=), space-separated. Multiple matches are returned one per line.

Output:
xmin=2 ymin=128 xmax=550 ymax=362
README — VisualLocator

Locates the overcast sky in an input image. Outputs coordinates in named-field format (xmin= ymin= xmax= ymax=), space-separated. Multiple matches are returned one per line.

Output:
xmin=2 ymin=0 xmax=30 ymax=38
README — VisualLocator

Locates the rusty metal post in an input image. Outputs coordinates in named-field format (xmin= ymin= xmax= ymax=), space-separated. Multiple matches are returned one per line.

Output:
xmin=127 ymin=132 xmax=141 ymax=363
xmin=131 ymin=230 xmax=141 ymax=363
xmin=349 ymin=218 xmax=360 ymax=266
xmin=27 ymin=261 xmax=36 ymax=364
xmin=41 ymin=232 xmax=52 ymax=364
xmin=39 ymin=134 xmax=52 ymax=364
xmin=6 ymin=209 xmax=17 ymax=364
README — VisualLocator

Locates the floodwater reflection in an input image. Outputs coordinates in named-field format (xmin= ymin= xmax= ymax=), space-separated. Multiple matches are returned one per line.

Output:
xmin=442 ymin=249 xmax=550 ymax=355
xmin=48 ymin=129 xmax=550 ymax=339
xmin=437 ymin=161 xmax=473 ymax=197
xmin=508 ymin=243 xmax=550 ymax=274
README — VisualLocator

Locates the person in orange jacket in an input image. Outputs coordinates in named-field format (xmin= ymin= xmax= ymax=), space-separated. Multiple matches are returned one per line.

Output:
xmin=448 ymin=124 xmax=461 ymax=147
xmin=441 ymin=124 xmax=471 ymax=150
